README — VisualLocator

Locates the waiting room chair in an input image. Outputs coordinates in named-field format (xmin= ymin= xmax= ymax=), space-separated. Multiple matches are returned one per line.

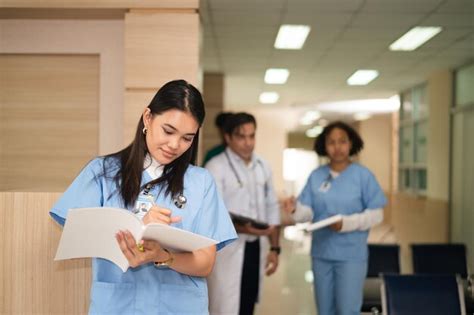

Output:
xmin=361 ymin=244 xmax=400 ymax=314
xmin=411 ymin=243 xmax=474 ymax=313
xmin=381 ymin=274 xmax=466 ymax=315
xmin=411 ymin=243 xmax=468 ymax=278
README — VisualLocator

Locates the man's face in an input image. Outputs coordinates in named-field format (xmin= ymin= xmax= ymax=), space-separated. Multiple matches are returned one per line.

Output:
xmin=225 ymin=122 xmax=256 ymax=162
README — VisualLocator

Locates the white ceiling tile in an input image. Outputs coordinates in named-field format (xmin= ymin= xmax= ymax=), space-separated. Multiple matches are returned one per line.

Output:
xmin=208 ymin=0 xmax=286 ymax=11
xmin=362 ymin=0 xmax=444 ymax=13
xmin=436 ymin=0 xmax=474 ymax=13
xmin=288 ymin=0 xmax=365 ymax=12
xmin=201 ymin=0 xmax=474 ymax=110
xmin=211 ymin=10 xmax=281 ymax=26
xmin=351 ymin=13 xmax=425 ymax=28
xmin=421 ymin=13 xmax=474 ymax=27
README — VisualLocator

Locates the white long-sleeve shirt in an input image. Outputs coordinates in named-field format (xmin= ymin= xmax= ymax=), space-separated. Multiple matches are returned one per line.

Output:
xmin=292 ymin=201 xmax=383 ymax=232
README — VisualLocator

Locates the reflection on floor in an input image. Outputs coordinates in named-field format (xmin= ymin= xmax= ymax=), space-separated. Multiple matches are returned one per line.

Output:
xmin=255 ymin=224 xmax=396 ymax=315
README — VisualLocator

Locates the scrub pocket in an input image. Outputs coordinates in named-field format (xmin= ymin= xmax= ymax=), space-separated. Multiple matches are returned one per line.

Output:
xmin=159 ymin=283 xmax=207 ymax=314
xmin=89 ymin=281 xmax=135 ymax=314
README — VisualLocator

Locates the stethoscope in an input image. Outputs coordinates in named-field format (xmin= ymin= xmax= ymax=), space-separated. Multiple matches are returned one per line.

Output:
xmin=142 ymin=183 xmax=187 ymax=209
xmin=224 ymin=151 xmax=268 ymax=196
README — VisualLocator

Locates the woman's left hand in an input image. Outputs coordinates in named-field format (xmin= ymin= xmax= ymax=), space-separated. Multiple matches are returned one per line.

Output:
xmin=115 ymin=230 xmax=170 ymax=268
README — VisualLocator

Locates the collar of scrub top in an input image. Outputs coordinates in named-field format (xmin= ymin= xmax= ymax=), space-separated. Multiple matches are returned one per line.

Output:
xmin=144 ymin=154 xmax=164 ymax=180
xmin=143 ymin=154 xmax=187 ymax=209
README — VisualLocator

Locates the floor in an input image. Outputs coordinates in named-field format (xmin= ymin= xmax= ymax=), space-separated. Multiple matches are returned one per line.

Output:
xmin=254 ymin=224 xmax=396 ymax=315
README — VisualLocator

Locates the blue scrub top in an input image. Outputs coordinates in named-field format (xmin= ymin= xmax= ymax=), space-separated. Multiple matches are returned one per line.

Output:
xmin=298 ymin=163 xmax=386 ymax=262
xmin=50 ymin=157 xmax=237 ymax=315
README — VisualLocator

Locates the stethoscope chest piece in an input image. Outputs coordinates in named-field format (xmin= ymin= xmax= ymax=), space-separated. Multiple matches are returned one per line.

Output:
xmin=174 ymin=194 xmax=187 ymax=209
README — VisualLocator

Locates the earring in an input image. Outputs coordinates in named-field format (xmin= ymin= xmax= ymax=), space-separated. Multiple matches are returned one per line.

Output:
xmin=142 ymin=127 xmax=147 ymax=135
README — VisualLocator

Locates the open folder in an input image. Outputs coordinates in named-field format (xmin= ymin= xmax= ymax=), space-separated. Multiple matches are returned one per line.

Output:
xmin=54 ymin=207 xmax=217 ymax=272
xmin=304 ymin=214 xmax=343 ymax=232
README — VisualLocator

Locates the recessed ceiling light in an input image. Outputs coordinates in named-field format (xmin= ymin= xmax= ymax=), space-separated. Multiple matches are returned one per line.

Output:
xmin=316 ymin=98 xmax=400 ymax=114
xmin=259 ymin=92 xmax=279 ymax=104
xmin=264 ymin=68 xmax=290 ymax=84
xmin=274 ymin=25 xmax=311 ymax=50
xmin=354 ymin=112 xmax=372 ymax=121
xmin=299 ymin=110 xmax=321 ymax=125
xmin=347 ymin=70 xmax=379 ymax=86
xmin=305 ymin=126 xmax=323 ymax=138
xmin=389 ymin=26 xmax=442 ymax=51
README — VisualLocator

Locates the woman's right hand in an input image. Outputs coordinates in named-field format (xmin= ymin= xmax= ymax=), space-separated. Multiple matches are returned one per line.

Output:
xmin=281 ymin=196 xmax=296 ymax=214
xmin=143 ymin=205 xmax=181 ymax=225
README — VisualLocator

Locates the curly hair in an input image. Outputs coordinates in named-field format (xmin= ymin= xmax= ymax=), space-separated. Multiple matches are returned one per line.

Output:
xmin=314 ymin=121 xmax=364 ymax=156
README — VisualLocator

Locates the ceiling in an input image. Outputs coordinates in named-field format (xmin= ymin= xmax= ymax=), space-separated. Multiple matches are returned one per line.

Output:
xmin=200 ymin=0 xmax=474 ymax=116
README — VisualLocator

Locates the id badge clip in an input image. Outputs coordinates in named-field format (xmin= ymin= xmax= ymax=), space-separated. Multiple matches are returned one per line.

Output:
xmin=318 ymin=181 xmax=331 ymax=193
xmin=133 ymin=185 xmax=155 ymax=219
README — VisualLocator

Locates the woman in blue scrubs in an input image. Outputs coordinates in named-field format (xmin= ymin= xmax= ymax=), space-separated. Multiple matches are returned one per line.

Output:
xmin=50 ymin=79 xmax=237 ymax=314
xmin=284 ymin=121 xmax=386 ymax=315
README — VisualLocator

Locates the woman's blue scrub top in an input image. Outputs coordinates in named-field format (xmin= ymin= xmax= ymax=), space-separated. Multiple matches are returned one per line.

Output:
xmin=50 ymin=157 xmax=237 ymax=315
xmin=298 ymin=163 xmax=386 ymax=262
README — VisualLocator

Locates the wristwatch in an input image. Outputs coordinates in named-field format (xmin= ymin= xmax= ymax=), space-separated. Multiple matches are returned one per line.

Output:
xmin=270 ymin=246 xmax=281 ymax=255
xmin=154 ymin=248 xmax=174 ymax=268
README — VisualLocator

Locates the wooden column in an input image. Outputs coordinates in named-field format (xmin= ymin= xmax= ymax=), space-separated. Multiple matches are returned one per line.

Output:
xmin=201 ymin=73 xmax=225 ymax=163
xmin=123 ymin=8 xmax=200 ymax=145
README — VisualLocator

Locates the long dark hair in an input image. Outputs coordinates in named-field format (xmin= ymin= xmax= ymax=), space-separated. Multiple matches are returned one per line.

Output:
xmin=103 ymin=80 xmax=205 ymax=208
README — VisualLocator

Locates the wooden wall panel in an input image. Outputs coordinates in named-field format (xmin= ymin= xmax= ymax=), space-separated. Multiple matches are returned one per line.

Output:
xmin=0 ymin=54 xmax=99 ymax=191
xmin=201 ymin=73 xmax=224 ymax=158
xmin=123 ymin=90 xmax=155 ymax=145
xmin=124 ymin=11 xmax=200 ymax=89
xmin=390 ymin=193 xmax=449 ymax=273
xmin=0 ymin=192 xmax=90 ymax=314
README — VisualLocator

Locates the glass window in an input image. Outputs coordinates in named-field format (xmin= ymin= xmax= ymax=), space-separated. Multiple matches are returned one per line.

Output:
xmin=401 ymin=91 xmax=412 ymax=121
xmin=455 ymin=63 xmax=474 ymax=107
xmin=415 ymin=169 xmax=427 ymax=191
xmin=417 ymin=85 xmax=428 ymax=118
xmin=400 ymin=126 xmax=413 ymax=164
xmin=398 ymin=84 xmax=428 ymax=194
xmin=414 ymin=121 xmax=427 ymax=163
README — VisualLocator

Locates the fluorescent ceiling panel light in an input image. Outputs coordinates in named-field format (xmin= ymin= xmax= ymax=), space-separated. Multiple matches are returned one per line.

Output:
xmin=389 ymin=26 xmax=442 ymax=51
xmin=299 ymin=110 xmax=321 ymax=125
xmin=264 ymin=68 xmax=290 ymax=84
xmin=274 ymin=25 xmax=311 ymax=50
xmin=305 ymin=126 xmax=323 ymax=138
xmin=347 ymin=70 xmax=379 ymax=86
xmin=354 ymin=112 xmax=372 ymax=121
xmin=316 ymin=98 xmax=400 ymax=114
xmin=259 ymin=92 xmax=279 ymax=104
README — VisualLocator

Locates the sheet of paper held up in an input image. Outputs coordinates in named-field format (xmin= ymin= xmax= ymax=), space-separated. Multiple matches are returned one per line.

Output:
xmin=304 ymin=214 xmax=343 ymax=232
xmin=54 ymin=207 xmax=217 ymax=272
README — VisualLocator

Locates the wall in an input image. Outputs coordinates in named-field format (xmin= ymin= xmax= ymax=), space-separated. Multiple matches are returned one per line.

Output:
xmin=358 ymin=114 xmax=393 ymax=192
xmin=0 ymin=192 xmax=91 ymax=314
xmin=427 ymin=70 xmax=452 ymax=201
xmin=0 ymin=19 xmax=125 ymax=156
xmin=0 ymin=54 xmax=99 ymax=191
xmin=246 ymin=108 xmax=298 ymax=194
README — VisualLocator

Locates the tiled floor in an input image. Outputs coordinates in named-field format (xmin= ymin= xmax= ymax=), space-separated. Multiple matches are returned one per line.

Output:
xmin=255 ymin=224 xmax=396 ymax=315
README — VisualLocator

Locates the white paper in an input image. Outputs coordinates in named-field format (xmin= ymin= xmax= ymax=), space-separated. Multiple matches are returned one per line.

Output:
xmin=54 ymin=207 xmax=217 ymax=272
xmin=304 ymin=214 xmax=343 ymax=232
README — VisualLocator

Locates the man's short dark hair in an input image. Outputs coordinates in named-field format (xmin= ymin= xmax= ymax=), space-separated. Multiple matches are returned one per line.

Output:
xmin=215 ymin=112 xmax=233 ymax=130
xmin=223 ymin=112 xmax=256 ymax=135
xmin=314 ymin=121 xmax=364 ymax=156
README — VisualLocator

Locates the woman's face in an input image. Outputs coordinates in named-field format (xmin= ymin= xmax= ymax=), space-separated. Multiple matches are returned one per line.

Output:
xmin=143 ymin=109 xmax=199 ymax=165
xmin=325 ymin=127 xmax=352 ymax=163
